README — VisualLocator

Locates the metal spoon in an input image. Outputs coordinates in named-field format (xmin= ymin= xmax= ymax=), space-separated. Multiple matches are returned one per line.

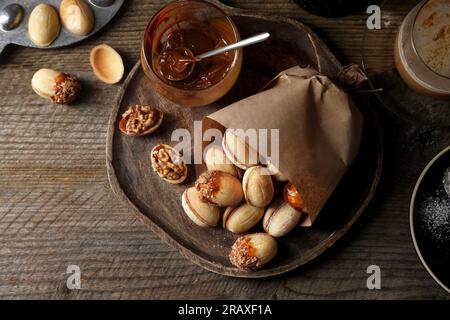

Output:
xmin=159 ymin=32 xmax=270 ymax=81
xmin=0 ymin=4 xmax=24 ymax=31
xmin=89 ymin=0 xmax=115 ymax=8
xmin=197 ymin=32 xmax=270 ymax=59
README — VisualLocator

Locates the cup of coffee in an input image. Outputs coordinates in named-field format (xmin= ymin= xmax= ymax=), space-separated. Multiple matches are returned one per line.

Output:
xmin=394 ymin=0 xmax=450 ymax=98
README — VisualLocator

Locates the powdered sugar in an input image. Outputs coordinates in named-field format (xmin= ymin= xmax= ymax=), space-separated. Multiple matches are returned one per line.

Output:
xmin=418 ymin=189 xmax=450 ymax=250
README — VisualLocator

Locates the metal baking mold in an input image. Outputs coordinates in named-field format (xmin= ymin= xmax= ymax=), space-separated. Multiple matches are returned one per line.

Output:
xmin=0 ymin=0 xmax=124 ymax=55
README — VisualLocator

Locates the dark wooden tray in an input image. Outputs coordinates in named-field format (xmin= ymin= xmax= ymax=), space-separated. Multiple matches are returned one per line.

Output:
xmin=106 ymin=6 xmax=383 ymax=278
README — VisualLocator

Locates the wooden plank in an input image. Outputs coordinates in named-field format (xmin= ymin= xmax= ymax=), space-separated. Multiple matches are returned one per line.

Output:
xmin=0 ymin=0 xmax=448 ymax=299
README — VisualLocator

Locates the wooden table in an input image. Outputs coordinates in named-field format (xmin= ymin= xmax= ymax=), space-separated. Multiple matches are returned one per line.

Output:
xmin=0 ymin=0 xmax=449 ymax=299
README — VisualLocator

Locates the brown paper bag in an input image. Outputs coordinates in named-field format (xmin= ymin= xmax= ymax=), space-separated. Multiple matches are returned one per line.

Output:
xmin=203 ymin=66 xmax=364 ymax=226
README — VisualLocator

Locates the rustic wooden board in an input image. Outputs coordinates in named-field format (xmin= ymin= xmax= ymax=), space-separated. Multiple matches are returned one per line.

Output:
xmin=106 ymin=11 xmax=383 ymax=277
xmin=3 ymin=0 xmax=449 ymax=299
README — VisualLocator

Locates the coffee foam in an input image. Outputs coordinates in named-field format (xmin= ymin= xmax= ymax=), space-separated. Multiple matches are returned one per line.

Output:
xmin=413 ymin=0 xmax=450 ymax=78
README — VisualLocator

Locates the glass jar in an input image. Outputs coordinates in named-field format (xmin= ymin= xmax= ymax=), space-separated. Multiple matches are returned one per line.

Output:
xmin=141 ymin=0 xmax=243 ymax=107
xmin=394 ymin=0 xmax=450 ymax=98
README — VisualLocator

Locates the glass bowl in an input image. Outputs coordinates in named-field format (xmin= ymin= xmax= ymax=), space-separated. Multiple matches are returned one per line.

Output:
xmin=141 ymin=0 xmax=243 ymax=107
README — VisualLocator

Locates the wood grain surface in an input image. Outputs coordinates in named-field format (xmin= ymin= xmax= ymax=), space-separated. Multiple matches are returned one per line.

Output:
xmin=107 ymin=11 xmax=383 ymax=277
xmin=0 ymin=0 xmax=449 ymax=299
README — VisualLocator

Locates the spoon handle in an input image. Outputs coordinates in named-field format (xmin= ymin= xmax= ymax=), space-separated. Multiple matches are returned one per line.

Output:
xmin=196 ymin=32 xmax=270 ymax=60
